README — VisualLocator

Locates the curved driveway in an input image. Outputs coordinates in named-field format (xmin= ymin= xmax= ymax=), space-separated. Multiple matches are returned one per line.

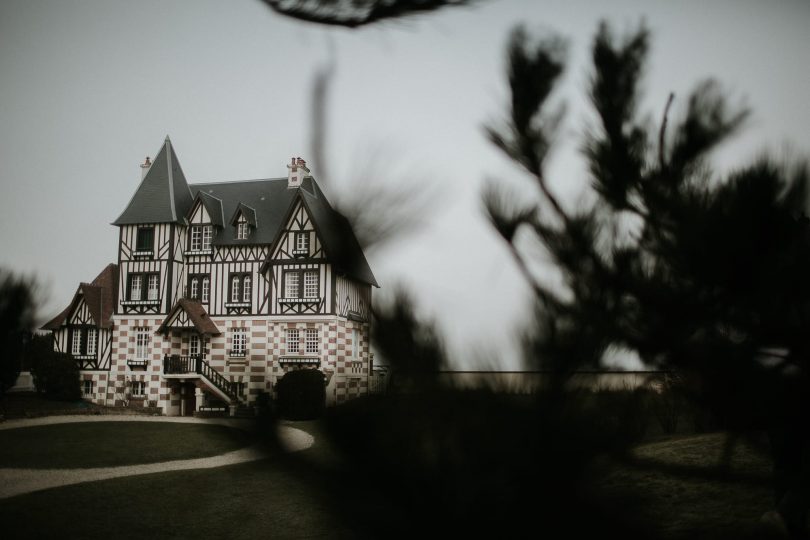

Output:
xmin=0 ymin=415 xmax=313 ymax=499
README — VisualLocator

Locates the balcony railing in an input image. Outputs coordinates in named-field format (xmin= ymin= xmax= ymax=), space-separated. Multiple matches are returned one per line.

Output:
xmin=162 ymin=354 xmax=241 ymax=403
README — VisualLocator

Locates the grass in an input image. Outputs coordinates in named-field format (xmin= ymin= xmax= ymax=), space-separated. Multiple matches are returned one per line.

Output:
xmin=0 ymin=422 xmax=252 ymax=468
xmin=0 ymin=415 xmax=785 ymax=539
xmin=0 ymin=457 xmax=357 ymax=540
xmin=594 ymin=432 xmax=778 ymax=539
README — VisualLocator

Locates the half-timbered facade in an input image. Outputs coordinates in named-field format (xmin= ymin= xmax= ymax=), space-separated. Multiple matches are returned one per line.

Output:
xmin=43 ymin=138 xmax=377 ymax=415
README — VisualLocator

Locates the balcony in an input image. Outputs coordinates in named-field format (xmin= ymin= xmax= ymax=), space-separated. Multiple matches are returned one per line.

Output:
xmin=279 ymin=297 xmax=321 ymax=304
xmin=127 ymin=359 xmax=149 ymax=369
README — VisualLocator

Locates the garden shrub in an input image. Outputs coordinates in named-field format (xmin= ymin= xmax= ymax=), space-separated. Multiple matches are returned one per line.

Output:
xmin=30 ymin=350 xmax=81 ymax=401
xmin=275 ymin=368 xmax=325 ymax=420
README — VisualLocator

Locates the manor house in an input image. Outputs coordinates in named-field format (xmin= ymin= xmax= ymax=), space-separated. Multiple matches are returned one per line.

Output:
xmin=43 ymin=137 xmax=377 ymax=416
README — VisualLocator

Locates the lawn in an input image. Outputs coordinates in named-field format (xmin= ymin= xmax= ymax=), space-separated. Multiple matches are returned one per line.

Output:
xmin=594 ymin=432 xmax=777 ymax=539
xmin=0 ymin=419 xmax=785 ymax=539
xmin=0 ymin=422 xmax=252 ymax=468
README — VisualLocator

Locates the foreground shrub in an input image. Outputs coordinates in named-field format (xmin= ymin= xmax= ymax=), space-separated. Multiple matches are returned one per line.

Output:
xmin=275 ymin=368 xmax=325 ymax=420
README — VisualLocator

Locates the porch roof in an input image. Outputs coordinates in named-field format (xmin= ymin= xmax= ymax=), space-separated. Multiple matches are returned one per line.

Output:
xmin=157 ymin=299 xmax=221 ymax=336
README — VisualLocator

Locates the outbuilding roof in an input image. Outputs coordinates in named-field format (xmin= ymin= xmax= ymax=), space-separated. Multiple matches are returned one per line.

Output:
xmin=41 ymin=263 xmax=118 ymax=330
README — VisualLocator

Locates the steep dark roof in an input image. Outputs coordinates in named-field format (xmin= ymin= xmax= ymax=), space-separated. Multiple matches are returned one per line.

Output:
xmin=113 ymin=137 xmax=194 ymax=225
xmin=42 ymin=263 xmax=118 ymax=330
xmin=157 ymin=299 xmax=221 ymax=336
xmin=189 ymin=178 xmax=296 ymax=245
xmin=192 ymin=177 xmax=377 ymax=286
xmin=299 ymin=179 xmax=378 ymax=287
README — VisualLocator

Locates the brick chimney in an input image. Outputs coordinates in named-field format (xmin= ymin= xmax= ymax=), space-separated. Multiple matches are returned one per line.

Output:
xmin=140 ymin=156 xmax=152 ymax=180
xmin=287 ymin=156 xmax=310 ymax=188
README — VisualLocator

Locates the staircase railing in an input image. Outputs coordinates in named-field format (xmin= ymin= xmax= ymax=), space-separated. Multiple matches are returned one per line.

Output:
xmin=163 ymin=355 xmax=243 ymax=403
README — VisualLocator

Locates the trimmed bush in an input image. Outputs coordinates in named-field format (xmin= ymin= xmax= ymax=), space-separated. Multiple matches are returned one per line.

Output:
xmin=30 ymin=349 xmax=81 ymax=401
xmin=275 ymin=368 xmax=325 ymax=420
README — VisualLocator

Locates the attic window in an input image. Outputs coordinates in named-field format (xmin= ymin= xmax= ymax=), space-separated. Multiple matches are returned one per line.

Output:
xmin=237 ymin=222 xmax=249 ymax=240
xmin=294 ymin=232 xmax=309 ymax=256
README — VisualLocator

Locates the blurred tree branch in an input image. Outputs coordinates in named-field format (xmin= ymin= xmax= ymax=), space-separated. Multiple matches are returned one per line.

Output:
xmin=261 ymin=0 xmax=474 ymax=28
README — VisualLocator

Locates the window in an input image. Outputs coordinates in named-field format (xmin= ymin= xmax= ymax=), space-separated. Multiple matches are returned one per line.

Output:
xmin=304 ymin=271 xmax=318 ymax=298
xmin=230 ymin=328 xmax=247 ymax=357
xmin=284 ymin=272 xmax=300 ymax=298
xmin=286 ymin=329 xmax=299 ymax=354
xmin=190 ymin=226 xmax=201 ymax=251
xmin=128 ymin=273 xmax=159 ymax=302
xmin=237 ymin=222 xmax=249 ymax=240
xmin=135 ymin=227 xmax=154 ymax=252
xmin=71 ymin=329 xmax=83 ymax=355
xmin=147 ymin=274 xmax=159 ymax=300
xmin=83 ymin=380 xmax=94 ymax=396
xmin=130 ymin=274 xmax=142 ymax=300
xmin=282 ymin=269 xmax=320 ymax=300
xmin=187 ymin=274 xmax=209 ymax=302
xmin=305 ymin=328 xmax=319 ymax=354
xmin=243 ymin=275 xmax=251 ymax=302
xmin=87 ymin=328 xmax=97 ymax=356
xmin=202 ymin=226 xmax=213 ymax=250
xmin=131 ymin=381 xmax=146 ymax=397
xmin=231 ymin=275 xmax=240 ymax=302
xmin=190 ymin=334 xmax=200 ymax=356
xmin=228 ymin=273 xmax=251 ymax=304
xmin=189 ymin=225 xmax=213 ymax=252
xmin=352 ymin=328 xmax=359 ymax=359
xmin=135 ymin=327 xmax=150 ymax=360
xmin=295 ymin=232 xmax=310 ymax=255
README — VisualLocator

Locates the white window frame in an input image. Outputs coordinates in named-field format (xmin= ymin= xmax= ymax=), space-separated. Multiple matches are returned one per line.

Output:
xmin=147 ymin=274 xmax=159 ymax=300
xmin=71 ymin=329 xmax=83 ymax=355
xmin=295 ymin=232 xmax=310 ymax=253
xmin=190 ymin=277 xmax=199 ymax=299
xmin=135 ymin=327 xmax=150 ymax=361
xmin=202 ymin=225 xmax=213 ymax=250
xmin=237 ymin=221 xmax=249 ymax=240
xmin=286 ymin=329 xmax=299 ymax=354
xmin=304 ymin=271 xmax=318 ymax=298
xmin=231 ymin=276 xmax=240 ymax=302
xmin=87 ymin=328 xmax=97 ymax=356
xmin=190 ymin=226 xmax=202 ymax=251
xmin=83 ymin=379 xmax=94 ymax=396
xmin=130 ymin=275 xmax=142 ymax=301
xmin=305 ymin=328 xmax=319 ymax=354
xmin=242 ymin=275 xmax=251 ymax=303
xmin=201 ymin=276 xmax=210 ymax=303
xmin=231 ymin=328 xmax=247 ymax=357
xmin=131 ymin=381 xmax=146 ymax=397
xmin=352 ymin=328 xmax=359 ymax=359
xmin=285 ymin=272 xmax=300 ymax=298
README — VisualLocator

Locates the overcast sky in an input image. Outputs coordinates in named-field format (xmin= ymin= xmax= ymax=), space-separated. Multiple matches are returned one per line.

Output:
xmin=1 ymin=0 xmax=808 ymax=370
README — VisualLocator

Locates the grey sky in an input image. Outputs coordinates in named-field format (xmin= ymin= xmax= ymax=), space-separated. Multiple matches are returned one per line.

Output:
xmin=1 ymin=0 xmax=808 ymax=369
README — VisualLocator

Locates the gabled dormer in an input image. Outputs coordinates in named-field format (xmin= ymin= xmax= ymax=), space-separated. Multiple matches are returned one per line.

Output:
xmin=230 ymin=203 xmax=257 ymax=241
xmin=267 ymin=194 xmax=325 ymax=261
xmin=185 ymin=191 xmax=223 ymax=256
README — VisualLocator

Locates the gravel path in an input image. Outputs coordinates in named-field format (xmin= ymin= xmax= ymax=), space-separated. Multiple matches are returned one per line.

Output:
xmin=0 ymin=415 xmax=314 ymax=500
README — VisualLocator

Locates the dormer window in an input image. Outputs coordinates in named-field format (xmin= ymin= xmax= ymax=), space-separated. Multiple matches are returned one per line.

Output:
xmin=189 ymin=225 xmax=213 ymax=253
xmin=237 ymin=221 xmax=249 ymax=240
